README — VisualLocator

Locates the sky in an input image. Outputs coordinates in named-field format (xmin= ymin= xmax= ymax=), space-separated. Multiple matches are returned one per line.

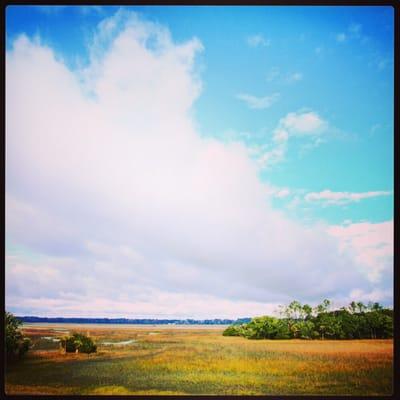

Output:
xmin=5 ymin=5 xmax=394 ymax=319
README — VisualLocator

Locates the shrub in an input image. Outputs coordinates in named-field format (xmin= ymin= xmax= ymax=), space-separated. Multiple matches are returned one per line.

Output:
xmin=222 ymin=325 xmax=242 ymax=336
xmin=61 ymin=332 xmax=97 ymax=354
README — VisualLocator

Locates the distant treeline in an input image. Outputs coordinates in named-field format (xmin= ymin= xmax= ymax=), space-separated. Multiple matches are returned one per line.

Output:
xmin=17 ymin=316 xmax=252 ymax=325
xmin=223 ymin=300 xmax=393 ymax=340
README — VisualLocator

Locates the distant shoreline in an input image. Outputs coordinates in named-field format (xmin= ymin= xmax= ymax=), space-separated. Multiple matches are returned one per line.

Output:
xmin=17 ymin=316 xmax=251 ymax=325
xmin=21 ymin=322 xmax=230 ymax=329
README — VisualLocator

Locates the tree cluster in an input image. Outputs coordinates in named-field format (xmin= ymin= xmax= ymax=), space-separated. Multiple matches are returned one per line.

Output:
xmin=5 ymin=312 xmax=31 ymax=361
xmin=223 ymin=300 xmax=393 ymax=340
xmin=60 ymin=332 xmax=97 ymax=354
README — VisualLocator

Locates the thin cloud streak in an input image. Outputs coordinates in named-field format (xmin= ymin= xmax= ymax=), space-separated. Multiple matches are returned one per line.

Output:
xmin=236 ymin=93 xmax=280 ymax=109
xmin=247 ymin=34 xmax=270 ymax=47
xmin=305 ymin=190 xmax=392 ymax=205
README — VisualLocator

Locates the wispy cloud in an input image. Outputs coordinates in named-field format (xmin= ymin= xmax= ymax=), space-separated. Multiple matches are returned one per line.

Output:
xmin=367 ymin=52 xmax=393 ymax=72
xmin=257 ymin=143 xmax=287 ymax=167
xmin=335 ymin=23 xmax=368 ymax=45
xmin=314 ymin=46 xmax=323 ymax=55
xmin=299 ymin=137 xmax=326 ymax=158
xmin=377 ymin=57 xmax=391 ymax=70
xmin=247 ymin=34 xmax=270 ymax=47
xmin=305 ymin=190 xmax=392 ymax=205
xmin=335 ymin=33 xmax=347 ymax=43
xmin=266 ymin=67 xmax=303 ymax=84
xmin=370 ymin=123 xmax=381 ymax=136
xmin=265 ymin=185 xmax=291 ymax=199
xmin=266 ymin=66 xmax=280 ymax=82
xmin=257 ymin=110 xmax=327 ymax=167
xmin=36 ymin=6 xmax=66 ymax=15
xmin=236 ymin=93 xmax=280 ymax=109
xmin=79 ymin=6 xmax=105 ymax=15
xmin=285 ymin=72 xmax=303 ymax=83
xmin=348 ymin=23 xmax=362 ymax=37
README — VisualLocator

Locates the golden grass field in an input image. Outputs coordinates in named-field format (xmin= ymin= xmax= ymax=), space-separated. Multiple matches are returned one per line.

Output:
xmin=5 ymin=323 xmax=393 ymax=395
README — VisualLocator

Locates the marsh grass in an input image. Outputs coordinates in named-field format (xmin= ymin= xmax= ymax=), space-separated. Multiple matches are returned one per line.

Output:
xmin=5 ymin=324 xmax=393 ymax=395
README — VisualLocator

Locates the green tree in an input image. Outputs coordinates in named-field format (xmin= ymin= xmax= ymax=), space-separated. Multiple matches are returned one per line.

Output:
xmin=5 ymin=312 xmax=31 ymax=361
xmin=297 ymin=320 xmax=316 ymax=339
xmin=356 ymin=301 xmax=366 ymax=313
xmin=243 ymin=316 xmax=291 ymax=340
xmin=302 ymin=304 xmax=313 ymax=319
xmin=349 ymin=301 xmax=357 ymax=314
xmin=314 ymin=299 xmax=331 ymax=315
xmin=221 ymin=299 xmax=393 ymax=341
xmin=287 ymin=300 xmax=302 ymax=320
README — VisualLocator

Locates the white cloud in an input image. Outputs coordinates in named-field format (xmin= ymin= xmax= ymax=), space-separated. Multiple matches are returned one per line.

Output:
xmin=315 ymin=47 xmax=323 ymax=55
xmin=280 ymin=111 xmax=325 ymax=134
xmin=299 ymin=137 xmax=326 ymax=157
xmin=348 ymin=288 xmax=392 ymax=304
xmin=368 ymin=53 xmax=393 ymax=72
xmin=305 ymin=190 xmax=392 ymax=205
xmin=328 ymin=221 xmax=393 ymax=284
xmin=275 ymin=189 xmax=290 ymax=198
xmin=257 ymin=144 xmax=287 ymax=167
xmin=335 ymin=23 xmax=368 ymax=46
xmin=247 ymin=34 xmax=270 ymax=47
xmin=265 ymin=185 xmax=291 ymax=199
xmin=266 ymin=66 xmax=280 ymax=82
xmin=257 ymin=110 xmax=327 ymax=168
xmin=370 ymin=123 xmax=381 ymax=136
xmin=6 ymin=11 xmax=391 ymax=318
xmin=285 ymin=72 xmax=303 ymax=83
xmin=236 ymin=93 xmax=280 ymax=109
xmin=272 ymin=128 xmax=289 ymax=143
xmin=348 ymin=23 xmax=362 ymax=37
xmin=336 ymin=33 xmax=347 ymax=43
xmin=266 ymin=67 xmax=303 ymax=84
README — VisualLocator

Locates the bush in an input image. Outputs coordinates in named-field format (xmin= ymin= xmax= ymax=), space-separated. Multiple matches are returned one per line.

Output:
xmin=5 ymin=312 xmax=31 ymax=361
xmin=63 ymin=336 xmax=78 ymax=352
xmin=222 ymin=325 xmax=242 ymax=336
xmin=61 ymin=332 xmax=97 ymax=354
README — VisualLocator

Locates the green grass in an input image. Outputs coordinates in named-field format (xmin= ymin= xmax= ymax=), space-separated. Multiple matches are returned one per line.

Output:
xmin=5 ymin=324 xmax=393 ymax=395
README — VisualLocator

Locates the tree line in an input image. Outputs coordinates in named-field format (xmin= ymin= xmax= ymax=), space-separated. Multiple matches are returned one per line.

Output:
xmin=223 ymin=300 xmax=393 ymax=340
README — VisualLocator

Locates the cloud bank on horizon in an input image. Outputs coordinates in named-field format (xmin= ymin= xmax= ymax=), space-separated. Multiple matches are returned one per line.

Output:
xmin=5 ymin=6 xmax=394 ymax=318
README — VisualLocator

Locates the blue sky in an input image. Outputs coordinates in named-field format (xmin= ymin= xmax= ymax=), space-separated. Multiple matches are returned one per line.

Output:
xmin=6 ymin=5 xmax=393 ymax=224
xmin=5 ymin=6 xmax=394 ymax=317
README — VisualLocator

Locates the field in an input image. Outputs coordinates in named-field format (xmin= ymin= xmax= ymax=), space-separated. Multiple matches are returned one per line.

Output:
xmin=5 ymin=324 xmax=393 ymax=395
